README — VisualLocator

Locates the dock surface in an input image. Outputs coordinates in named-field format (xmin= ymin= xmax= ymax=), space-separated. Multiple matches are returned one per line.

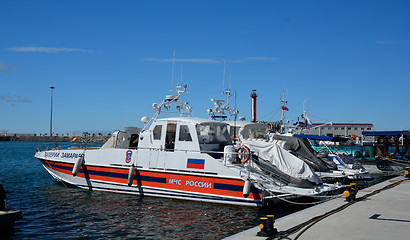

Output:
xmin=226 ymin=176 xmax=410 ymax=240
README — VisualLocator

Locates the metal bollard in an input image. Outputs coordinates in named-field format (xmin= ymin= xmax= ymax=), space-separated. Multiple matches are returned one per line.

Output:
xmin=343 ymin=185 xmax=352 ymax=202
xmin=257 ymin=215 xmax=278 ymax=237
xmin=350 ymin=183 xmax=357 ymax=201
xmin=257 ymin=217 xmax=269 ymax=237
xmin=266 ymin=215 xmax=278 ymax=235
xmin=405 ymin=167 xmax=410 ymax=178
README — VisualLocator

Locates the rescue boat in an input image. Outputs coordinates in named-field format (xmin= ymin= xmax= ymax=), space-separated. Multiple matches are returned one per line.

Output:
xmin=35 ymin=84 xmax=340 ymax=207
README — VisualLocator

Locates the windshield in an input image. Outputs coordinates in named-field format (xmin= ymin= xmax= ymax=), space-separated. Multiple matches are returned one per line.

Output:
xmin=196 ymin=123 xmax=232 ymax=145
xmin=241 ymin=124 xmax=268 ymax=140
xmin=247 ymin=126 xmax=268 ymax=139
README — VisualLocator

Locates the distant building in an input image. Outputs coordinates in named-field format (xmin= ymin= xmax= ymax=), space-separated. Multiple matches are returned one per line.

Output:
xmin=307 ymin=123 xmax=374 ymax=138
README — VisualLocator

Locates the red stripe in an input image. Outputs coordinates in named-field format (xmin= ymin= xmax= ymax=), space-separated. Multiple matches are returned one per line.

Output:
xmin=187 ymin=163 xmax=205 ymax=169
xmin=41 ymin=160 xmax=262 ymax=200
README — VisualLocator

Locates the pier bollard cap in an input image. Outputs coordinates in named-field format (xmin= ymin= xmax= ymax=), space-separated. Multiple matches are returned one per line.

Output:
xmin=343 ymin=190 xmax=350 ymax=198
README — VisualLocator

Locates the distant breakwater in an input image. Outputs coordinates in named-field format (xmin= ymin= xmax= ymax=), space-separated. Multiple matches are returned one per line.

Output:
xmin=0 ymin=135 xmax=110 ymax=143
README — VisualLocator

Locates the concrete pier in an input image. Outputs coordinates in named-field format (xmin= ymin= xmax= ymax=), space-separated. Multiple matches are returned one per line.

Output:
xmin=226 ymin=176 xmax=410 ymax=239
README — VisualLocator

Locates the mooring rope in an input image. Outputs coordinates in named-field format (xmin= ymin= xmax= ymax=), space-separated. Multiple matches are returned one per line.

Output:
xmin=269 ymin=191 xmax=343 ymax=206
xmin=3 ymin=156 xmax=37 ymax=181
xmin=267 ymin=178 xmax=406 ymax=240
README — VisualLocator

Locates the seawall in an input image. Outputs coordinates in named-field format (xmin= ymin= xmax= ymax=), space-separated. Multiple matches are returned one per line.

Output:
xmin=0 ymin=135 xmax=109 ymax=143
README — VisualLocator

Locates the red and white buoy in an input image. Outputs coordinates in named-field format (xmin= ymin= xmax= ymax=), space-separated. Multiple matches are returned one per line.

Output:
xmin=251 ymin=89 xmax=257 ymax=122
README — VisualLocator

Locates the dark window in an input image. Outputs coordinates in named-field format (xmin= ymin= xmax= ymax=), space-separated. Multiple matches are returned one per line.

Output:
xmin=179 ymin=125 xmax=192 ymax=141
xmin=165 ymin=123 xmax=176 ymax=151
xmin=129 ymin=134 xmax=139 ymax=148
xmin=153 ymin=125 xmax=162 ymax=140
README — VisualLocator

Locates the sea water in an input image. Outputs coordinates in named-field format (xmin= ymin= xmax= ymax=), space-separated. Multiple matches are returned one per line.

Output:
xmin=1 ymin=141 xmax=314 ymax=239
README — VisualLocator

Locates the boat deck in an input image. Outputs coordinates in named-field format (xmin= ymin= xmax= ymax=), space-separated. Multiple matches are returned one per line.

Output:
xmin=225 ymin=175 xmax=410 ymax=240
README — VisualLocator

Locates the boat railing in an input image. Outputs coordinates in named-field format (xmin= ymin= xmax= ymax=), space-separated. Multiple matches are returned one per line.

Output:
xmin=142 ymin=83 xmax=192 ymax=131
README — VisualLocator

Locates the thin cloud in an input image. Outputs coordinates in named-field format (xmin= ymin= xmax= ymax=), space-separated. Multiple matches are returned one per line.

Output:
xmin=1 ymin=96 xmax=15 ymax=102
xmin=0 ymin=61 xmax=17 ymax=73
xmin=376 ymin=40 xmax=410 ymax=45
xmin=18 ymin=96 xmax=32 ymax=103
xmin=144 ymin=56 xmax=279 ymax=64
xmin=144 ymin=57 xmax=222 ymax=64
xmin=8 ymin=46 xmax=90 ymax=53
xmin=228 ymin=57 xmax=280 ymax=63
xmin=1 ymin=96 xmax=32 ymax=103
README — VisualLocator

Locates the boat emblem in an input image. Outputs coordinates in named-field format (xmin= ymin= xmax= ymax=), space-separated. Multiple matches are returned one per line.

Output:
xmin=125 ymin=150 xmax=132 ymax=163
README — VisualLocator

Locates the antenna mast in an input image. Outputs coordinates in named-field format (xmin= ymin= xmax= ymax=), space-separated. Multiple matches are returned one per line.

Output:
xmin=171 ymin=49 xmax=175 ymax=90
xmin=222 ymin=60 xmax=226 ymax=93
xmin=280 ymin=90 xmax=288 ymax=124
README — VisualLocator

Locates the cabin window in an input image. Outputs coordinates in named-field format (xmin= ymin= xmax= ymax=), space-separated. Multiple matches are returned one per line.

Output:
xmin=247 ymin=127 xmax=267 ymax=139
xmin=179 ymin=125 xmax=192 ymax=141
xmin=129 ymin=134 xmax=139 ymax=148
xmin=153 ymin=125 xmax=162 ymax=140
xmin=196 ymin=123 xmax=232 ymax=158
xmin=165 ymin=123 xmax=176 ymax=151
xmin=196 ymin=123 xmax=231 ymax=146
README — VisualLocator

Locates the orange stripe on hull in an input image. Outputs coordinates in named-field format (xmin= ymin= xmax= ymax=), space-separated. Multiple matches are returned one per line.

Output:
xmin=40 ymin=160 xmax=262 ymax=201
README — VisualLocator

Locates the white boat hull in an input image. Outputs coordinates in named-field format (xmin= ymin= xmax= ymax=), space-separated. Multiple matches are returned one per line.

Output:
xmin=38 ymin=157 xmax=266 ymax=207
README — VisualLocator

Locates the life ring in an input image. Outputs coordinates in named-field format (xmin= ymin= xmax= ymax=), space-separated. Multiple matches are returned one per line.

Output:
xmin=236 ymin=145 xmax=251 ymax=164
xmin=232 ymin=136 xmax=240 ymax=142
xmin=267 ymin=122 xmax=274 ymax=131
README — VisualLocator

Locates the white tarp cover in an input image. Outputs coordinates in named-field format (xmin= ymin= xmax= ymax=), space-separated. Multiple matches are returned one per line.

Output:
xmin=242 ymin=139 xmax=322 ymax=185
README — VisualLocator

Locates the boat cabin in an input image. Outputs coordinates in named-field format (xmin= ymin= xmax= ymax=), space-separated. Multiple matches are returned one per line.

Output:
xmin=103 ymin=117 xmax=233 ymax=159
xmin=139 ymin=117 xmax=232 ymax=158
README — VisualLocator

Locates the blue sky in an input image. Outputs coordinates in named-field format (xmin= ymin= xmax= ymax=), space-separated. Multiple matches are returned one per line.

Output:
xmin=1 ymin=0 xmax=409 ymax=134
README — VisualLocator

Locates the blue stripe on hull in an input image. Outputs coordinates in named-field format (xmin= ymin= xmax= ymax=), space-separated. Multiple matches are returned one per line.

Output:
xmin=40 ymin=159 xmax=264 ymax=206
xmin=73 ymin=181 xmax=263 ymax=206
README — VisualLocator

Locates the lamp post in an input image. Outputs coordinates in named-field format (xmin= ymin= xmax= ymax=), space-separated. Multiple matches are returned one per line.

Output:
xmin=50 ymin=86 xmax=55 ymax=136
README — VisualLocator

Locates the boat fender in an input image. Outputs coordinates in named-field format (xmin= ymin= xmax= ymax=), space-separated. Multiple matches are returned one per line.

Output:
xmin=243 ymin=179 xmax=251 ymax=198
xmin=223 ymin=145 xmax=235 ymax=163
xmin=72 ymin=155 xmax=84 ymax=177
xmin=376 ymin=160 xmax=387 ymax=171
xmin=128 ymin=165 xmax=135 ymax=186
